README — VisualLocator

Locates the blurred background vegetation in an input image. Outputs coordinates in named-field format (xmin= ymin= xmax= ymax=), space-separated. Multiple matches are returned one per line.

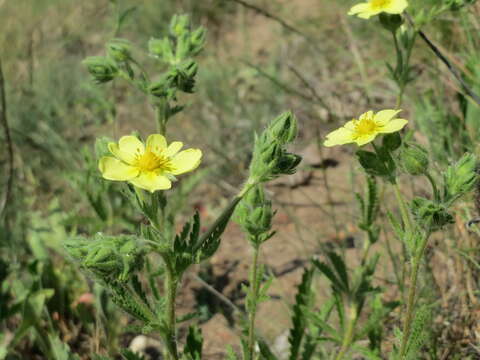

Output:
xmin=1 ymin=0 xmax=480 ymax=359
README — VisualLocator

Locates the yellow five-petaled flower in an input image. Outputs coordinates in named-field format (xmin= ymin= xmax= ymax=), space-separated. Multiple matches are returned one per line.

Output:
xmin=324 ymin=109 xmax=408 ymax=147
xmin=99 ymin=134 xmax=202 ymax=192
xmin=349 ymin=0 xmax=408 ymax=19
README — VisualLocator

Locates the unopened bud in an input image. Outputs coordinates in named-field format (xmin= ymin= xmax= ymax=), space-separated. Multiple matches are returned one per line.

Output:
xmin=269 ymin=112 xmax=298 ymax=144
xmin=379 ymin=13 xmax=404 ymax=33
xmin=83 ymin=56 xmax=118 ymax=83
xmin=401 ymin=144 xmax=429 ymax=175
xmin=106 ymin=39 xmax=131 ymax=62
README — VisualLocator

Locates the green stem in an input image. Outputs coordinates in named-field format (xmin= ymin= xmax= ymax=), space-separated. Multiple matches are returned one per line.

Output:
xmin=398 ymin=232 xmax=430 ymax=358
xmin=425 ymin=171 xmax=439 ymax=202
xmin=163 ymin=259 xmax=179 ymax=360
xmin=156 ymin=98 xmax=168 ymax=135
xmin=247 ymin=245 xmax=260 ymax=360
xmin=334 ymin=305 xmax=358 ymax=360
xmin=392 ymin=182 xmax=413 ymax=234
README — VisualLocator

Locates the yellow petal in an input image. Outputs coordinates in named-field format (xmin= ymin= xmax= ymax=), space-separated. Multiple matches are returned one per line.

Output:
xmin=118 ymin=135 xmax=145 ymax=158
xmin=355 ymin=134 xmax=377 ymax=146
xmin=164 ymin=141 xmax=183 ymax=157
xmin=343 ymin=119 xmax=357 ymax=130
xmin=99 ymin=156 xmax=139 ymax=181
xmin=359 ymin=110 xmax=374 ymax=121
xmin=324 ymin=127 xmax=355 ymax=147
xmin=146 ymin=134 xmax=167 ymax=155
xmin=108 ymin=142 xmax=136 ymax=165
xmin=348 ymin=3 xmax=369 ymax=15
xmin=170 ymin=149 xmax=202 ymax=175
xmin=129 ymin=171 xmax=172 ymax=193
xmin=378 ymin=118 xmax=408 ymax=133
xmin=385 ymin=0 xmax=408 ymax=14
xmin=374 ymin=109 xmax=402 ymax=125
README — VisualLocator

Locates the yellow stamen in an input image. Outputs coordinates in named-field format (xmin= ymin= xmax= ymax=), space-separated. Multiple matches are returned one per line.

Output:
xmin=370 ymin=0 xmax=390 ymax=9
xmin=135 ymin=150 xmax=173 ymax=172
xmin=353 ymin=117 xmax=378 ymax=138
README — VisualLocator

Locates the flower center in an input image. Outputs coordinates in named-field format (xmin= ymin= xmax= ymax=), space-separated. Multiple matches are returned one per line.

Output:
xmin=370 ymin=0 xmax=390 ymax=9
xmin=135 ymin=150 xmax=173 ymax=172
xmin=354 ymin=117 xmax=378 ymax=137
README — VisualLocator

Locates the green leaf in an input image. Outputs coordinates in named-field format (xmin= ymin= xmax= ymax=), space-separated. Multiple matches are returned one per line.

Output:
xmin=258 ymin=340 xmax=278 ymax=360
xmin=326 ymin=251 xmax=349 ymax=292
xmin=183 ymin=325 xmax=203 ymax=360
xmin=288 ymin=268 xmax=314 ymax=360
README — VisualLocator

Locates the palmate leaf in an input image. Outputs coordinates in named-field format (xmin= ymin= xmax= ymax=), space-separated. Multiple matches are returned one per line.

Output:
xmin=288 ymin=268 xmax=314 ymax=360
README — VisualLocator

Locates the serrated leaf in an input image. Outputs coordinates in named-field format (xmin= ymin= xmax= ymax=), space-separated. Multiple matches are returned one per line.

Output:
xmin=288 ymin=268 xmax=314 ymax=360
xmin=326 ymin=251 xmax=349 ymax=292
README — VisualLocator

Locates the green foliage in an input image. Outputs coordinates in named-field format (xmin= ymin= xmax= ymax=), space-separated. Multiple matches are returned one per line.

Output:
xmin=356 ymin=175 xmax=380 ymax=245
xmin=183 ymin=325 xmax=204 ymax=360
xmin=400 ymin=143 xmax=430 ymax=176
xmin=64 ymin=234 xmax=145 ymax=283
xmin=235 ymin=185 xmax=275 ymax=246
xmin=288 ymin=268 xmax=314 ymax=360
xmin=443 ymin=153 xmax=478 ymax=204
xmin=249 ymin=112 xmax=301 ymax=183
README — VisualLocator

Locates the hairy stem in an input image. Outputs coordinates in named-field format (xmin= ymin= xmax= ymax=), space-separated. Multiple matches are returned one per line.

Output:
xmin=399 ymin=233 xmax=430 ymax=358
xmin=163 ymin=260 xmax=179 ymax=360
xmin=334 ymin=305 xmax=358 ymax=360
xmin=156 ymin=99 xmax=167 ymax=136
xmin=392 ymin=182 xmax=413 ymax=234
xmin=247 ymin=245 xmax=260 ymax=359
xmin=425 ymin=171 xmax=439 ymax=202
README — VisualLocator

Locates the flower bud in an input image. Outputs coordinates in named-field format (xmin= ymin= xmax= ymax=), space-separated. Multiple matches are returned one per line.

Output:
xmin=275 ymin=153 xmax=302 ymax=175
xmin=444 ymin=153 xmax=478 ymax=202
xmin=148 ymin=75 xmax=175 ymax=98
xmin=170 ymin=14 xmax=190 ymax=37
xmin=411 ymin=197 xmax=454 ymax=231
xmin=260 ymin=142 xmax=282 ymax=165
xmin=190 ymin=27 xmax=206 ymax=56
xmin=379 ymin=13 xmax=404 ymax=33
xmin=64 ymin=235 xmax=144 ymax=283
xmin=236 ymin=186 xmax=273 ymax=239
xmin=83 ymin=56 xmax=118 ymax=83
xmin=269 ymin=112 xmax=298 ymax=144
xmin=400 ymin=144 xmax=429 ymax=175
xmin=148 ymin=37 xmax=175 ymax=63
xmin=106 ymin=39 xmax=131 ymax=62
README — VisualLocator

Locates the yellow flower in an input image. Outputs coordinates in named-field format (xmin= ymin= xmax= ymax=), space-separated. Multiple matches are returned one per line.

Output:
xmin=98 ymin=134 xmax=202 ymax=192
xmin=324 ymin=109 xmax=408 ymax=147
xmin=348 ymin=0 xmax=408 ymax=19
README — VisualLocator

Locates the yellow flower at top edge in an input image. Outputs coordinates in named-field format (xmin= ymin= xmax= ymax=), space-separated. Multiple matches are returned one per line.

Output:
xmin=98 ymin=134 xmax=202 ymax=193
xmin=324 ymin=109 xmax=408 ymax=147
xmin=348 ymin=0 xmax=408 ymax=19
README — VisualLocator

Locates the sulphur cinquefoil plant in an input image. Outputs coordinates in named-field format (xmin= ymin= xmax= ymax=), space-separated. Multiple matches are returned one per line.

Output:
xmin=324 ymin=108 xmax=477 ymax=359
xmin=65 ymin=14 xmax=301 ymax=360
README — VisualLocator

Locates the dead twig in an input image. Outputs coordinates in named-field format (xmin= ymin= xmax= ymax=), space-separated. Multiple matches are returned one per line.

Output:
xmin=226 ymin=0 xmax=316 ymax=47
xmin=405 ymin=13 xmax=480 ymax=107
